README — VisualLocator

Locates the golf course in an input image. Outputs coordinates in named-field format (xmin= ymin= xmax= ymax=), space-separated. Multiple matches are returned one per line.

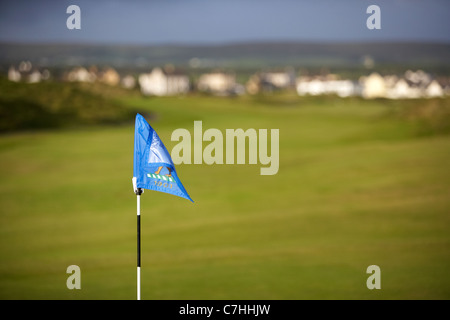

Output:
xmin=0 ymin=80 xmax=449 ymax=299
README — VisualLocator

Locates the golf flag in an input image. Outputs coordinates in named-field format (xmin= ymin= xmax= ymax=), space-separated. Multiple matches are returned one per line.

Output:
xmin=133 ymin=113 xmax=193 ymax=202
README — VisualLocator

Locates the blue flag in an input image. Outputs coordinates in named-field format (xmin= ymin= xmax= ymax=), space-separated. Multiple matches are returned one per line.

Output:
xmin=133 ymin=113 xmax=193 ymax=202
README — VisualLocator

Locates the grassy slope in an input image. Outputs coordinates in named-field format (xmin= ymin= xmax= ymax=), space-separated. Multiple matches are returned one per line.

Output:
xmin=0 ymin=92 xmax=449 ymax=299
xmin=0 ymin=77 xmax=138 ymax=132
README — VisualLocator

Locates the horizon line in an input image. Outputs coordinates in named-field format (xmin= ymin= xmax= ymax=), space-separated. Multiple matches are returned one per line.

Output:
xmin=2 ymin=38 xmax=450 ymax=47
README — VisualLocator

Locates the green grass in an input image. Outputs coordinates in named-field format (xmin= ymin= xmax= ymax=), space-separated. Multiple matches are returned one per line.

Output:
xmin=0 ymin=90 xmax=449 ymax=299
xmin=0 ymin=77 xmax=138 ymax=132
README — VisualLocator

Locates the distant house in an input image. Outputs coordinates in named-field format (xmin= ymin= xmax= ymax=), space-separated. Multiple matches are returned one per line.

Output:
xmin=438 ymin=78 xmax=450 ymax=96
xmin=121 ymin=75 xmax=136 ymax=89
xmin=386 ymin=79 xmax=415 ymax=99
xmin=296 ymin=77 xmax=326 ymax=96
xmin=383 ymin=75 xmax=399 ymax=89
xmin=261 ymin=71 xmax=295 ymax=89
xmin=8 ymin=66 xmax=21 ymax=82
xmin=67 ymin=67 xmax=96 ymax=83
xmin=246 ymin=70 xmax=295 ymax=94
xmin=296 ymin=75 xmax=357 ymax=97
xmin=139 ymin=67 xmax=189 ymax=96
xmin=27 ymin=70 xmax=42 ymax=83
xmin=99 ymin=67 xmax=120 ymax=86
xmin=246 ymin=75 xmax=260 ymax=95
xmin=18 ymin=60 xmax=32 ymax=73
xmin=197 ymin=72 xmax=236 ymax=95
xmin=8 ymin=63 xmax=50 ymax=84
xmin=326 ymin=79 xmax=357 ymax=97
xmin=425 ymin=80 xmax=444 ymax=98
xmin=360 ymin=73 xmax=387 ymax=99
xmin=363 ymin=69 xmax=445 ymax=99
xmin=404 ymin=69 xmax=431 ymax=86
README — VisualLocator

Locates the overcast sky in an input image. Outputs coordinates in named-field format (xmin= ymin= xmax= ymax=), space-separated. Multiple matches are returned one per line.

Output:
xmin=0 ymin=0 xmax=449 ymax=44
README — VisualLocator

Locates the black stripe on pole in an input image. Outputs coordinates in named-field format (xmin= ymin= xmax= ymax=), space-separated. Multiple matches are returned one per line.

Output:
xmin=136 ymin=188 xmax=143 ymax=269
xmin=137 ymin=214 xmax=141 ymax=268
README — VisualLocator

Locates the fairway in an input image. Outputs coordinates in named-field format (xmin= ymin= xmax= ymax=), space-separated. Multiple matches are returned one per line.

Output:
xmin=0 ymin=93 xmax=449 ymax=299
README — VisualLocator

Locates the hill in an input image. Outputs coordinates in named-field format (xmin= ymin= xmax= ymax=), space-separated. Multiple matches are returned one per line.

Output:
xmin=1 ymin=41 xmax=450 ymax=75
xmin=0 ymin=77 xmax=139 ymax=132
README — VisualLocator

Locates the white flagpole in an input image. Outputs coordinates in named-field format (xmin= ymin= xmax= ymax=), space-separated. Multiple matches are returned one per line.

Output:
xmin=137 ymin=191 xmax=141 ymax=300
xmin=133 ymin=177 xmax=142 ymax=300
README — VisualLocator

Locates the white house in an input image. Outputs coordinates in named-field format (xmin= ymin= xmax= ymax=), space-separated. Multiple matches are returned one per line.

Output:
xmin=294 ymin=70 xmax=446 ymax=99
xmin=197 ymin=72 xmax=236 ymax=94
xmin=296 ymin=77 xmax=326 ymax=96
xmin=139 ymin=67 xmax=189 ymax=96
xmin=67 ymin=67 xmax=96 ymax=82
xmin=360 ymin=73 xmax=387 ymax=99
xmin=385 ymin=79 xmax=418 ymax=99
xmin=8 ymin=64 xmax=51 ymax=83
xmin=326 ymin=80 xmax=357 ymax=97
xmin=425 ymin=80 xmax=444 ymax=98
xmin=121 ymin=75 xmax=136 ymax=89
xmin=27 ymin=70 xmax=42 ymax=83
xmin=296 ymin=75 xmax=357 ymax=97
xmin=8 ymin=66 xmax=21 ymax=82
xmin=404 ymin=69 xmax=431 ymax=86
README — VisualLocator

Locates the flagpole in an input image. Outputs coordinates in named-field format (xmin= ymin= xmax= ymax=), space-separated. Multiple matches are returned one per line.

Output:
xmin=136 ymin=187 xmax=143 ymax=300
xmin=132 ymin=114 xmax=193 ymax=300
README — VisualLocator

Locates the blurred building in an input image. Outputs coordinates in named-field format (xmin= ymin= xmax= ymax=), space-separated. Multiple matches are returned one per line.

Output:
xmin=99 ymin=67 xmax=120 ymax=86
xmin=18 ymin=60 xmax=32 ymax=73
xmin=386 ymin=78 xmax=416 ymax=99
xmin=138 ymin=67 xmax=189 ymax=96
xmin=360 ymin=72 xmax=387 ymax=99
xmin=361 ymin=70 xmax=445 ymax=99
xmin=424 ymin=80 xmax=444 ymax=98
xmin=197 ymin=72 xmax=238 ymax=95
xmin=8 ymin=66 xmax=21 ymax=82
xmin=7 ymin=61 xmax=50 ymax=83
xmin=296 ymin=74 xmax=358 ymax=97
xmin=27 ymin=70 xmax=42 ymax=83
xmin=246 ymin=69 xmax=295 ymax=94
xmin=295 ymin=70 xmax=445 ymax=99
xmin=121 ymin=75 xmax=136 ymax=89
xmin=261 ymin=70 xmax=295 ymax=89
xmin=66 ymin=67 xmax=96 ymax=82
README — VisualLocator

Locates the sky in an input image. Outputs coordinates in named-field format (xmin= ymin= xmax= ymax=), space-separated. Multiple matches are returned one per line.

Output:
xmin=0 ymin=0 xmax=449 ymax=45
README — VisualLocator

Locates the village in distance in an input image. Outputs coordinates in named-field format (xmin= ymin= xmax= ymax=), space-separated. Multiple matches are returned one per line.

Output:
xmin=7 ymin=59 xmax=449 ymax=100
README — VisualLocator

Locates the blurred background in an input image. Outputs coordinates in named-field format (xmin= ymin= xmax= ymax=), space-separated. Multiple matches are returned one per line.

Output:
xmin=0 ymin=0 xmax=449 ymax=299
